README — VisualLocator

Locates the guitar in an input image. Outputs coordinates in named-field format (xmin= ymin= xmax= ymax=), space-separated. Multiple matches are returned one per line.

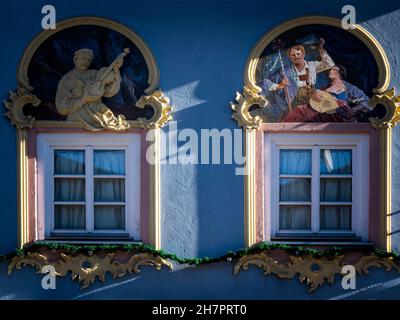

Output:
xmin=85 ymin=48 xmax=130 ymax=98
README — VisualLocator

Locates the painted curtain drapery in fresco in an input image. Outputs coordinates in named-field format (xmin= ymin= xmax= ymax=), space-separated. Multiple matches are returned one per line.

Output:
xmin=24 ymin=25 xmax=154 ymax=121
xmin=251 ymin=24 xmax=383 ymax=123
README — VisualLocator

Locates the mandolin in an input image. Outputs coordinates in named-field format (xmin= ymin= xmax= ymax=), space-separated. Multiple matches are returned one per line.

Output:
xmin=309 ymin=90 xmax=339 ymax=114
xmin=85 ymin=48 xmax=130 ymax=97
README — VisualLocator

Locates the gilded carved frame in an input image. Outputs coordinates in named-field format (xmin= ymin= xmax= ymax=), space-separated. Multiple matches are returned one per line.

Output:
xmin=231 ymin=16 xmax=400 ymax=250
xmin=4 ymin=17 xmax=171 ymax=249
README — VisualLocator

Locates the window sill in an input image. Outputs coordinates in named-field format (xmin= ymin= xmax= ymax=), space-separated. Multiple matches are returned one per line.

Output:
xmin=268 ymin=239 xmax=373 ymax=247
xmin=39 ymin=238 xmax=140 ymax=245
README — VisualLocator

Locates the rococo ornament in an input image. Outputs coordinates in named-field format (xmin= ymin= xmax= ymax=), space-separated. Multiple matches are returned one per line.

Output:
xmin=369 ymin=88 xmax=400 ymax=128
xmin=4 ymin=86 xmax=41 ymax=129
xmin=234 ymin=252 xmax=400 ymax=293
xmin=231 ymin=86 xmax=268 ymax=129
xmin=8 ymin=252 xmax=173 ymax=290
xmin=134 ymin=90 xmax=173 ymax=129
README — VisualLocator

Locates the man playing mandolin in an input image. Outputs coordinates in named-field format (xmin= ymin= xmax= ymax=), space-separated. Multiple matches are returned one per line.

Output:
xmin=55 ymin=48 xmax=130 ymax=131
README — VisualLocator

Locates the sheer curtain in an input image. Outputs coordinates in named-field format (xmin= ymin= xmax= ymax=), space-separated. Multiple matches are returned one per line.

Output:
xmin=320 ymin=149 xmax=352 ymax=230
xmin=280 ymin=206 xmax=311 ymax=230
xmin=279 ymin=149 xmax=311 ymax=230
xmin=54 ymin=150 xmax=85 ymax=229
xmin=93 ymin=150 xmax=125 ymax=230
xmin=320 ymin=206 xmax=351 ymax=230
xmin=55 ymin=150 xmax=85 ymax=174
xmin=55 ymin=206 xmax=85 ymax=229
xmin=320 ymin=149 xmax=352 ymax=174
xmin=53 ymin=149 xmax=126 ymax=231
xmin=94 ymin=150 xmax=125 ymax=175
xmin=280 ymin=149 xmax=311 ymax=174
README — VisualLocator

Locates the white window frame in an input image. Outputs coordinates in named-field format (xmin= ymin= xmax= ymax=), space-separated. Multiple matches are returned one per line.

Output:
xmin=37 ymin=133 xmax=141 ymax=240
xmin=264 ymin=133 xmax=369 ymax=241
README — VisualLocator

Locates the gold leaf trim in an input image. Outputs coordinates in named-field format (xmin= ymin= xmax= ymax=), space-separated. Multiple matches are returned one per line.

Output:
xmin=234 ymin=252 xmax=400 ymax=293
xmin=4 ymin=86 xmax=41 ymax=129
xmin=231 ymin=86 xmax=268 ymax=129
xmin=134 ymin=90 xmax=173 ymax=129
xmin=8 ymin=252 xmax=172 ymax=290
xmin=111 ymin=253 xmax=172 ymax=276
xmin=18 ymin=17 xmax=160 ymax=95
xmin=8 ymin=253 xmax=48 ymax=275
xmin=369 ymin=88 xmax=400 ymax=128
xmin=244 ymin=16 xmax=390 ymax=95
xmin=354 ymin=255 xmax=400 ymax=274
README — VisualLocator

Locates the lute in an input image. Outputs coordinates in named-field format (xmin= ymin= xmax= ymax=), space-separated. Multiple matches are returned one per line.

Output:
xmin=86 ymin=48 xmax=130 ymax=97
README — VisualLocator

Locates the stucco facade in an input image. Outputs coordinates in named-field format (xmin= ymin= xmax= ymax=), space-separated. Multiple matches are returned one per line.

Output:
xmin=0 ymin=0 xmax=400 ymax=299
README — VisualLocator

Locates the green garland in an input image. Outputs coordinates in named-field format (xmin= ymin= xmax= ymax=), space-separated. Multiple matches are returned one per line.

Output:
xmin=1 ymin=241 xmax=399 ymax=266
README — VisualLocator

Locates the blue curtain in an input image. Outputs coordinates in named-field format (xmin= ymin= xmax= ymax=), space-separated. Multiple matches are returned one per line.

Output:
xmin=279 ymin=149 xmax=311 ymax=230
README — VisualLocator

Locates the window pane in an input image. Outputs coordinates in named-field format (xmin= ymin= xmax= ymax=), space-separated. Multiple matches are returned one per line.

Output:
xmin=279 ymin=206 xmax=311 ymax=230
xmin=54 ymin=178 xmax=85 ymax=201
xmin=54 ymin=205 xmax=85 ymax=229
xmin=320 ymin=149 xmax=352 ymax=175
xmin=280 ymin=150 xmax=311 ymax=175
xmin=94 ymin=206 xmax=125 ymax=230
xmin=320 ymin=206 xmax=351 ymax=230
xmin=280 ymin=178 xmax=311 ymax=201
xmin=94 ymin=150 xmax=125 ymax=175
xmin=54 ymin=150 xmax=85 ymax=175
xmin=94 ymin=178 xmax=125 ymax=202
xmin=320 ymin=178 xmax=352 ymax=202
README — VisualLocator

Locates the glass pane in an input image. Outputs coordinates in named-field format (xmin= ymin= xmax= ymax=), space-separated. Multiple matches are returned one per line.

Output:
xmin=54 ymin=178 xmax=85 ymax=201
xmin=94 ymin=150 xmax=125 ymax=175
xmin=320 ymin=149 xmax=352 ymax=175
xmin=94 ymin=206 xmax=125 ymax=230
xmin=94 ymin=178 xmax=125 ymax=202
xmin=54 ymin=205 xmax=85 ymax=229
xmin=54 ymin=150 xmax=85 ymax=175
xmin=279 ymin=206 xmax=311 ymax=230
xmin=280 ymin=150 xmax=311 ymax=175
xmin=280 ymin=178 xmax=311 ymax=201
xmin=320 ymin=206 xmax=351 ymax=230
xmin=320 ymin=178 xmax=352 ymax=202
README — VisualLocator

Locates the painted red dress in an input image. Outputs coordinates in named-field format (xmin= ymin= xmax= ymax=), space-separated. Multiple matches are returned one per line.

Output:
xmin=281 ymin=82 xmax=370 ymax=123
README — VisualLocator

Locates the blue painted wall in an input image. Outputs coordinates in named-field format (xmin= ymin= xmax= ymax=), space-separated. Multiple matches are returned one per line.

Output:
xmin=0 ymin=0 xmax=400 ymax=299
xmin=1 ymin=259 xmax=400 ymax=300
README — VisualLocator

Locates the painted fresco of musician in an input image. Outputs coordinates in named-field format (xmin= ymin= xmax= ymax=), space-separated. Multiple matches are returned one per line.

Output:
xmin=260 ymin=36 xmax=334 ymax=121
xmin=55 ymin=48 xmax=130 ymax=130
xmin=283 ymin=64 xmax=373 ymax=122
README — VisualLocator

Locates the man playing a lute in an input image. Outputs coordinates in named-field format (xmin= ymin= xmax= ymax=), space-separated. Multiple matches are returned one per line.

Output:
xmin=55 ymin=48 xmax=130 ymax=131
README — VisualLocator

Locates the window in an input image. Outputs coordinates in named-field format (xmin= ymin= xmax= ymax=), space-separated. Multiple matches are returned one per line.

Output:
xmin=265 ymin=133 xmax=369 ymax=241
xmin=37 ymin=133 xmax=141 ymax=240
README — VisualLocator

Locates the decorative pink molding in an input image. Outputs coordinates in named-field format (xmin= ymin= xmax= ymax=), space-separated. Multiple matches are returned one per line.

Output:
xmin=255 ymin=130 xmax=264 ymax=243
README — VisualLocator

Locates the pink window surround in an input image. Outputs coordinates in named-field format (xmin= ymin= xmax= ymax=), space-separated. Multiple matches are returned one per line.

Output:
xmin=254 ymin=123 xmax=381 ymax=245
xmin=27 ymin=127 xmax=150 ymax=244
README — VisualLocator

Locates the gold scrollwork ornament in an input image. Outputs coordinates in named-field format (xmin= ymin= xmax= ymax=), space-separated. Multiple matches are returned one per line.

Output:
xmin=234 ymin=252 xmax=400 ymax=293
xmin=4 ymin=86 xmax=41 ymax=129
xmin=369 ymin=88 xmax=400 ymax=128
xmin=134 ymin=90 xmax=173 ymax=129
xmin=8 ymin=252 xmax=173 ymax=290
xmin=231 ymin=86 xmax=268 ymax=129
